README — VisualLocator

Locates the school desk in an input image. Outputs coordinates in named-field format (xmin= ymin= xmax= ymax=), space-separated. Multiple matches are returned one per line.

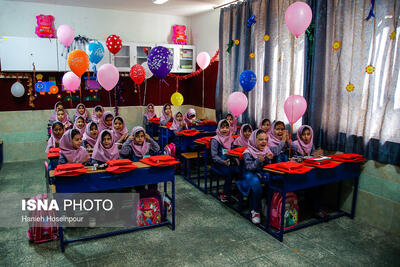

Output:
xmin=188 ymin=123 xmax=217 ymax=132
xmin=262 ymin=161 xmax=360 ymax=241
xmin=146 ymin=121 xmax=159 ymax=138
xmin=48 ymin=162 xmax=176 ymax=252
xmin=185 ymin=141 xmax=210 ymax=193
xmin=175 ymin=131 xmax=215 ymax=154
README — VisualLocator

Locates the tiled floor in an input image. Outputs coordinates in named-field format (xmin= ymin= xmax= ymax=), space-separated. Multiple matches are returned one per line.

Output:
xmin=0 ymin=160 xmax=399 ymax=266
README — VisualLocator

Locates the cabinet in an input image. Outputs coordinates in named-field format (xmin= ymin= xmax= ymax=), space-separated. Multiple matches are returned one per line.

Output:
xmin=131 ymin=43 xmax=154 ymax=67
xmin=0 ymin=37 xmax=58 ymax=71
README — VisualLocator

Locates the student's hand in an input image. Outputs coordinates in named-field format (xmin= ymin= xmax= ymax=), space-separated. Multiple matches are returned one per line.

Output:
xmin=145 ymin=133 xmax=151 ymax=140
xmin=83 ymin=153 xmax=90 ymax=163
xmin=282 ymin=130 xmax=289 ymax=142
xmin=313 ymin=149 xmax=323 ymax=156
xmin=267 ymin=153 xmax=274 ymax=159
xmin=258 ymin=155 xmax=265 ymax=162
xmin=224 ymin=159 xmax=230 ymax=166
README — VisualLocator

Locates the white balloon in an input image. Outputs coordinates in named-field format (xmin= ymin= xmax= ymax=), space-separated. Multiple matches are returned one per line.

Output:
xmin=11 ymin=81 xmax=25 ymax=97
xmin=141 ymin=61 xmax=153 ymax=80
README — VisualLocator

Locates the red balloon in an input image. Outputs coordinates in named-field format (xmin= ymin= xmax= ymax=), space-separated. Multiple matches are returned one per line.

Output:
xmin=130 ymin=64 xmax=146 ymax=85
xmin=106 ymin=34 xmax=122 ymax=54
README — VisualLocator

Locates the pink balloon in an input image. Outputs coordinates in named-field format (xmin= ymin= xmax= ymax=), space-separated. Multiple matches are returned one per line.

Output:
xmin=62 ymin=71 xmax=81 ymax=91
xmin=285 ymin=2 xmax=312 ymax=38
xmin=57 ymin=24 xmax=75 ymax=47
xmin=196 ymin=52 xmax=211 ymax=70
xmin=227 ymin=92 xmax=248 ymax=117
xmin=284 ymin=95 xmax=307 ymax=124
xmin=97 ymin=64 xmax=119 ymax=91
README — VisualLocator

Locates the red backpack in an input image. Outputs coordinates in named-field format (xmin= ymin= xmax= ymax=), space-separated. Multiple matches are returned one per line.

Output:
xmin=137 ymin=198 xmax=162 ymax=226
xmin=269 ymin=192 xmax=298 ymax=230
xmin=26 ymin=194 xmax=58 ymax=243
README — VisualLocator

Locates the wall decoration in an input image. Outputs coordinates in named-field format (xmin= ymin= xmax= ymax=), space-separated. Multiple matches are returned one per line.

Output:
xmin=85 ymin=78 xmax=101 ymax=92
xmin=57 ymin=24 xmax=75 ymax=47
xmin=226 ymin=40 xmax=234 ymax=53
xmin=11 ymin=81 xmax=25 ymax=97
xmin=264 ymin=34 xmax=270 ymax=42
xmin=389 ymin=31 xmax=396 ymax=40
xmin=333 ymin=41 xmax=341 ymax=50
xmin=106 ymin=35 xmax=122 ymax=55
xmin=285 ymin=2 xmax=312 ymax=37
xmin=263 ymin=75 xmax=270 ymax=82
xmin=35 ymin=74 xmax=58 ymax=95
xmin=239 ymin=70 xmax=257 ymax=92
xmin=247 ymin=15 xmax=256 ymax=28
xmin=172 ymin=25 xmax=187 ymax=45
xmin=234 ymin=39 xmax=240 ymax=45
xmin=147 ymin=46 xmax=174 ymax=79
xmin=249 ymin=52 xmax=255 ymax=59
xmin=35 ymin=15 xmax=55 ymax=38
xmin=366 ymin=65 xmax=375 ymax=74
xmin=346 ymin=83 xmax=355 ymax=92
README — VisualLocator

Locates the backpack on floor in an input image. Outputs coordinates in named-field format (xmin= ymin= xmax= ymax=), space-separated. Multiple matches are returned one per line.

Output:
xmin=269 ymin=192 xmax=298 ymax=230
xmin=26 ymin=194 xmax=58 ymax=243
xmin=137 ymin=197 xmax=162 ymax=226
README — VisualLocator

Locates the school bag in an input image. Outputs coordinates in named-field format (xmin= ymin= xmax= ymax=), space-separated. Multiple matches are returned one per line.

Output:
xmin=26 ymin=193 xmax=58 ymax=243
xmin=164 ymin=143 xmax=176 ymax=158
xmin=269 ymin=192 xmax=298 ymax=230
xmin=136 ymin=189 xmax=163 ymax=226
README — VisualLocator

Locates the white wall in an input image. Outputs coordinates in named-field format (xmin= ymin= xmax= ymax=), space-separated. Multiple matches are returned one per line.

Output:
xmin=0 ymin=0 xmax=191 ymax=44
xmin=190 ymin=9 xmax=220 ymax=57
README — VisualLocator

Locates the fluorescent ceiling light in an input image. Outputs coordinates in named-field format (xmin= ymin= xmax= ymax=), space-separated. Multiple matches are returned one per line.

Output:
xmin=153 ymin=0 xmax=168 ymax=4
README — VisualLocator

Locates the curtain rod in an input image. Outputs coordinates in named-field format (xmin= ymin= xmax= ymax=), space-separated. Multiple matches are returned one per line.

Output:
xmin=214 ymin=0 xmax=241 ymax=9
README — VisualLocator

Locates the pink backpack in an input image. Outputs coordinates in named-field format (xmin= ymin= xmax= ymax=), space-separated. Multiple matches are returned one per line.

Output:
xmin=137 ymin=197 xmax=162 ymax=226
xmin=269 ymin=192 xmax=298 ymax=230
xmin=164 ymin=143 xmax=176 ymax=158
xmin=26 ymin=194 xmax=58 ymax=243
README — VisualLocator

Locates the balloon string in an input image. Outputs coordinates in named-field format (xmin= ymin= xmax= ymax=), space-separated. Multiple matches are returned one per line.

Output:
xmin=202 ymin=71 xmax=205 ymax=108
xmin=108 ymin=91 xmax=112 ymax=108
xmin=114 ymin=86 xmax=117 ymax=115
xmin=176 ymin=77 xmax=179 ymax=92
xmin=143 ymin=80 xmax=147 ymax=106
xmin=289 ymin=123 xmax=293 ymax=159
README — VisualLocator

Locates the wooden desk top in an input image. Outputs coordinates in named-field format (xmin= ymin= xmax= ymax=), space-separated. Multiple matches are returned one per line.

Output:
xmin=194 ymin=141 xmax=206 ymax=145
xmin=263 ymin=165 xmax=314 ymax=175
xmin=49 ymin=162 xmax=152 ymax=177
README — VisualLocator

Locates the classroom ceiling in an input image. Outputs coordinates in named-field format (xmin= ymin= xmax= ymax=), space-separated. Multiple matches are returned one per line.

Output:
xmin=12 ymin=0 xmax=229 ymax=16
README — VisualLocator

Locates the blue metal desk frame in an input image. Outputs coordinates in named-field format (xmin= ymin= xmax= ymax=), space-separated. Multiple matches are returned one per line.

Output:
xmin=49 ymin=164 xmax=176 ymax=252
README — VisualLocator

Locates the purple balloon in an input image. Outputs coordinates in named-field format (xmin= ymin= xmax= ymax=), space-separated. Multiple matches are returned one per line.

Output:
xmin=147 ymin=46 xmax=174 ymax=79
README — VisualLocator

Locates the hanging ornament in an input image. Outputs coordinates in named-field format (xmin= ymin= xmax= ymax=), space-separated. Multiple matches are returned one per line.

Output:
xmin=57 ymin=94 xmax=62 ymax=99
xmin=249 ymin=52 xmax=255 ymax=59
xmin=226 ymin=40 xmax=234 ymax=53
xmin=365 ymin=65 xmax=375 ymax=74
xmin=346 ymin=83 xmax=355 ymax=92
xmin=263 ymin=75 xmax=270 ymax=82
xmin=247 ymin=15 xmax=256 ymax=28
xmin=278 ymin=56 xmax=282 ymax=62
xmin=234 ymin=39 xmax=240 ymax=45
xmin=389 ymin=31 xmax=396 ymax=40
xmin=264 ymin=34 xmax=270 ymax=42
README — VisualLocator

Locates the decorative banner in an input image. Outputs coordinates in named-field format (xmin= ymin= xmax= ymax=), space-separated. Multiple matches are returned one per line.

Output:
xmin=130 ymin=64 xmax=146 ymax=85
xmin=171 ymin=92 xmax=184 ymax=106
xmin=285 ymin=2 xmax=312 ymax=37
xmin=284 ymin=95 xmax=307 ymax=124
xmin=88 ymin=41 xmax=104 ymax=64
xmin=106 ymin=35 xmax=122 ymax=55
xmin=57 ymin=24 xmax=75 ymax=47
xmin=97 ymin=64 xmax=119 ymax=91
xmin=147 ymin=46 xmax=174 ymax=79
xmin=67 ymin=49 xmax=89 ymax=77
xmin=240 ymin=70 xmax=257 ymax=92
xmin=11 ymin=81 xmax=25 ymax=97
xmin=35 ymin=15 xmax=55 ymax=38
xmin=227 ymin=92 xmax=248 ymax=117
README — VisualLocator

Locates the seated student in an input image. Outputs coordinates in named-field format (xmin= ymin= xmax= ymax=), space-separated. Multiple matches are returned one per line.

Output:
xmin=239 ymin=129 xmax=274 ymax=224
xmin=56 ymin=108 xmax=72 ymax=131
xmin=292 ymin=125 xmax=323 ymax=157
xmin=92 ymin=105 xmax=104 ymax=124
xmin=160 ymin=104 xmax=173 ymax=126
xmin=143 ymin=103 xmax=157 ymax=126
xmin=98 ymin=111 xmax=114 ymax=133
xmin=268 ymin=121 xmax=289 ymax=161
xmin=73 ymin=103 xmax=91 ymax=123
xmin=58 ymin=129 xmax=90 ymax=165
xmin=49 ymin=101 xmax=69 ymax=124
xmin=45 ymin=121 xmax=64 ymax=153
xmin=183 ymin=108 xmax=196 ymax=124
xmin=210 ymin=119 xmax=240 ymax=203
xmin=91 ymin=129 xmax=120 ymax=166
xmin=233 ymin=124 xmax=253 ymax=148
xmin=73 ymin=116 xmax=86 ymax=136
xmin=120 ymin=126 xmax=160 ymax=162
xmin=169 ymin=112 xmax=188 ymax=134
xmin=112 ymin=116 xmax=129 ymax=147
xmin=225 ymin=113 xmax=237 ymax=135
xmin=258 ymin=118 xmax=271 ymax=133
xmin=291 ymin=125 xmax=326 ymax=219
xmin=83 ymin=122 xmax=99 ymax=150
